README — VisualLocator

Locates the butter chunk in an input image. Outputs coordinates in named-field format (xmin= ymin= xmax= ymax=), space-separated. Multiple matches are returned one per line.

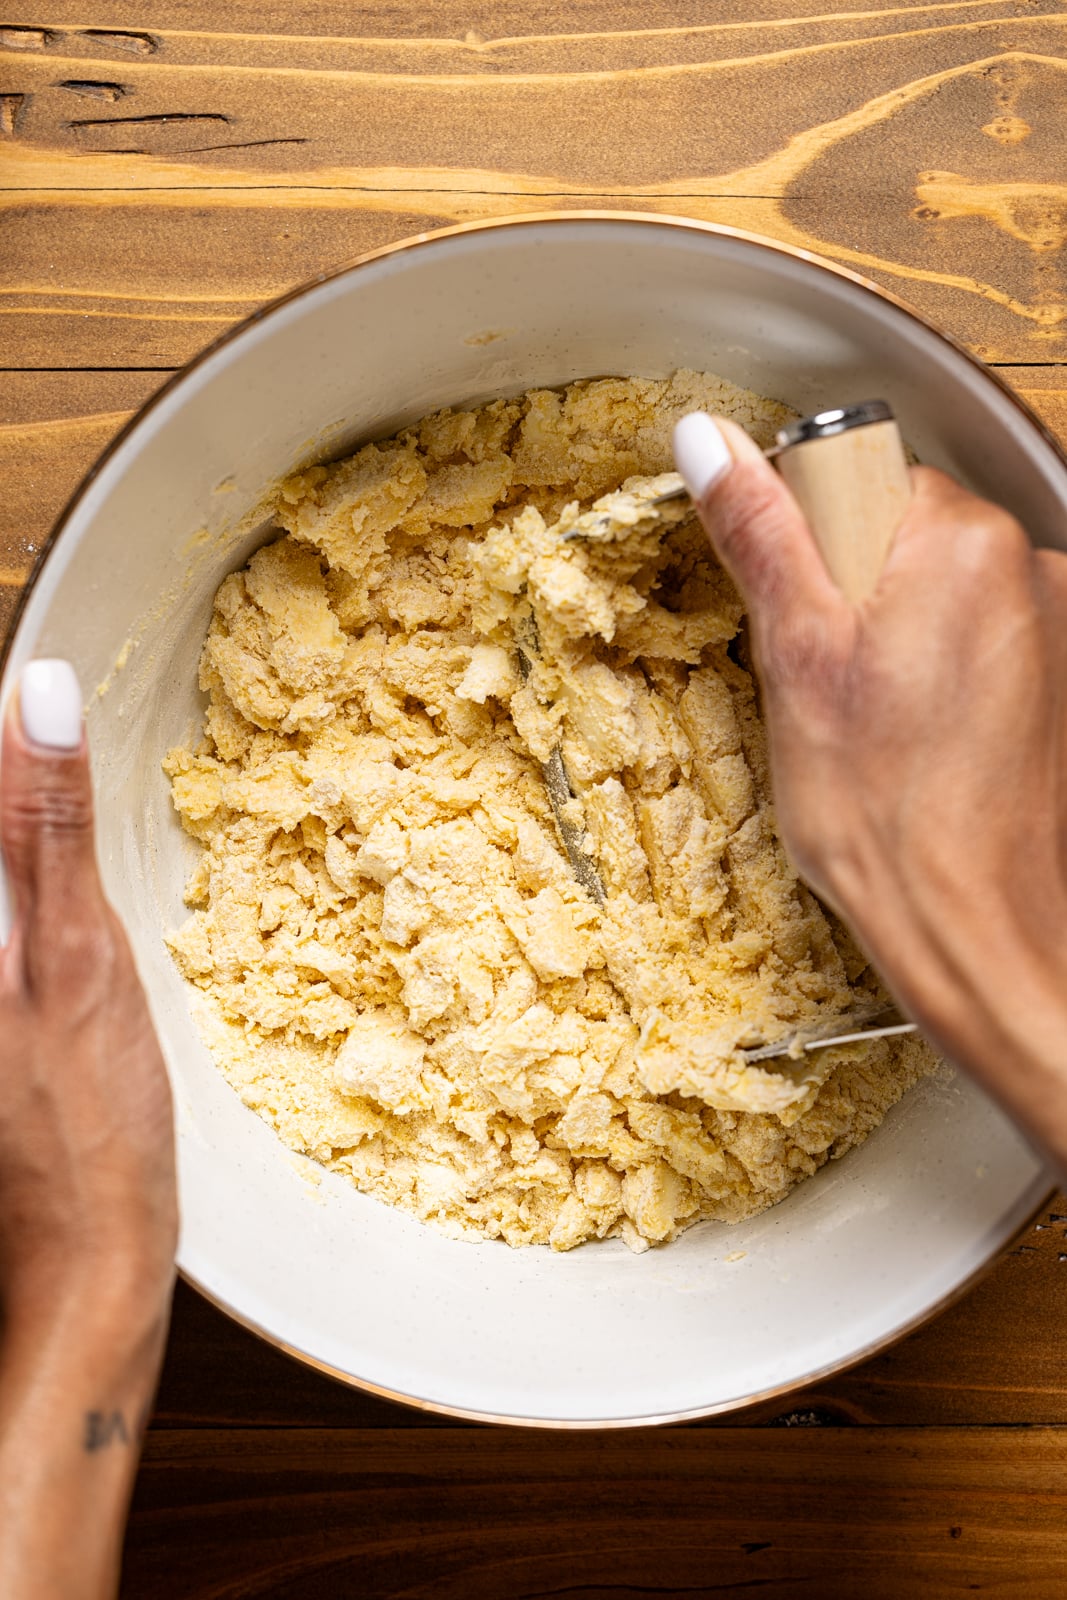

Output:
xmin=244 ymin=538 xmax=345 ymax=692
xmin=455 ymin=643 xmax=518 ymax=705
xmin=517 ymin=887 xmax=587 ymax=981
xmin=334 ymin=1008 xmax=428 ymax=1115
xmin=277 ymin=442 xmax=426 ymax=581
xmin=621 ymin=1161 xmax=688 ymax=1243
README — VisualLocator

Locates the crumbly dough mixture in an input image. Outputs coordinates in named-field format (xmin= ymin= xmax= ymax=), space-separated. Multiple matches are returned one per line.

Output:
xmin=166 ymin=371 xmax=934 ymax=1252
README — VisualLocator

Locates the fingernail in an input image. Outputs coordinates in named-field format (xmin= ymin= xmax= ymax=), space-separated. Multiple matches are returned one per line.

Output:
xmin=18 ymin=659 xmax=84 ymax=751
xmin=673 ymin=412 xmax=733 ymax=501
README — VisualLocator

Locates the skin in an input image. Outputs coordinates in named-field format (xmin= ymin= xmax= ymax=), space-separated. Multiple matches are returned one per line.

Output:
xmin=693 ymin=419 xmax=1067 ymax=1174
xmin=1 ymin=425 xmax=1065 ymax=1592
xmin=0 ymin=698 xmax=177 ymax=1599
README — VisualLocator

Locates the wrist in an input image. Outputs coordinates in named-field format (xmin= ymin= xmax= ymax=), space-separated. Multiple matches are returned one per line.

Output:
xmin=838 ymin=860 xmax=1067 ymax=1174
xmin=2 ymin=1233 xmax=175 ymax=1364
xmin=0 ymin=1265 xmax=173 ymax=1459
xmin=0 ymin=1249 xmax=173 ymax=1600
xmin=935 ymin=933 xmax=1067 ymax=1170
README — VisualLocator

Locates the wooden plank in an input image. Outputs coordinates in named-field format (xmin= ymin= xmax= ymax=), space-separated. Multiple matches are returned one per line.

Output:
xmin=5 ymin=2 xmax=1039 ymax=37
xmin=0 ymin=369 xmax=163 ymax=636
xmin=6 ymin=187 xmax=1066 ymax=370
xmin=4 ymin=5 xmax=1057 ymax=130
xmin=121 ymin=1424 xmax=1067 ymax=1598
xmin=2 ymin=4 xmax=1067 ymax=363
xmin=0 ymin=192 xmax=470 ymax=368
xmin=1004 ymin=362 xmax=1067 ymax=441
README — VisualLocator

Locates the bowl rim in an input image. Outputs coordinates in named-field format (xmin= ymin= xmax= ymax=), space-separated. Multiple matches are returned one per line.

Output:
xmin=5 ymin=206 xmax=1067 ymax=669
xmin=187 ymin=1179 xmax=1053 ymax=1429
xmin=4 ymin=209 xmax=1057 ymax=1428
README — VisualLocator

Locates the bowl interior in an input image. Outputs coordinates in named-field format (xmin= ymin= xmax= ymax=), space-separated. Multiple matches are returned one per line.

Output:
xmin=1 ymin=217 xmax=1052 ymax=1424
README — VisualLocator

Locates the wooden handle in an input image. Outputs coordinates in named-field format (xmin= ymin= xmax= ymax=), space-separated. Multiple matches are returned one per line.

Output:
xmin=776 ymin=418 xmax=912 ymax=603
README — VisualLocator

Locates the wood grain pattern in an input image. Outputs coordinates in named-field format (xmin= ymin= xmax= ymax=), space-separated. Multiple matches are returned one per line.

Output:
xmin=3 ymin=2 xmax=1067 ymax=365
xmin=4 ymin=6 xmax=1067 ymax=1597
xmin=0 ymin=370 xmax=161 ymax=634
xmin=121 ymin=1424 xmax=1067 ymax=1598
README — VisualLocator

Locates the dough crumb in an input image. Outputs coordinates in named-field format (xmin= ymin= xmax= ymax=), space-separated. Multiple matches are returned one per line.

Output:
xmin=165 ymin=372 xmax=935 ymax=1252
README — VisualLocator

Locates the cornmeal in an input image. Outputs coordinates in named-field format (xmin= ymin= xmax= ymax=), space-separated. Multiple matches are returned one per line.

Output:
xmin=166 ymin=371 xmax=934 ymax=1252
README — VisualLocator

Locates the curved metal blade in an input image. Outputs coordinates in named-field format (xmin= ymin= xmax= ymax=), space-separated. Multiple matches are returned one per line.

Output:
xmin=514 ymin=624 xmax=606 ymax=906
xmin=741 ymin=1004 xmax=916 ymax=1064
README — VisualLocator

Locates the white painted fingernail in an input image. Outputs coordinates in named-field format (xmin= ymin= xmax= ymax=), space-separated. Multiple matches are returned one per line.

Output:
xmin=19 ymin=659 xmax=84 ymax=751
xmin=673 ymin=412 xmax=733 ymax=501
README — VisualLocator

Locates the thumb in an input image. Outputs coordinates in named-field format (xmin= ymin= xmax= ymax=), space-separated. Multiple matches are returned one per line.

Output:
xmin=673 ymin=412 xmax=845 ymax=634
xmin=1 ymin=660 xmax=102 ymax=931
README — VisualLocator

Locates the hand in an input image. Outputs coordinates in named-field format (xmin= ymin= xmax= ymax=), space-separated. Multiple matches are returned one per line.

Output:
xmin=0 ymin=659 xmax=177 ymax=1321
xmin=673 ymin=414 xmax=1067 ymax=1171
xmin=0 ymin=659 xmax=177 ymax=1598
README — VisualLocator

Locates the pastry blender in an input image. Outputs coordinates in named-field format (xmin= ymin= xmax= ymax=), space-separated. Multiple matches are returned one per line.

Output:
xmin=529 ymin=401 xmax=919 ymax=1060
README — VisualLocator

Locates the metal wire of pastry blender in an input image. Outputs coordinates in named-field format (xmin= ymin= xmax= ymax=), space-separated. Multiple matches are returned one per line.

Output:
xmin=740 ymin=1004 xmax=917 ymax=1063
xmin=512 ymin=614 xmax=606 ymax=905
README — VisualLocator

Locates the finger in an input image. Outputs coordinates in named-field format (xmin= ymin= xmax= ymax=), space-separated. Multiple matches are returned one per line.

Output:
xmin=673 ymin=412 xmax=846 ymax=631
xmin=1 ymin=660 xmax=103 ymax=928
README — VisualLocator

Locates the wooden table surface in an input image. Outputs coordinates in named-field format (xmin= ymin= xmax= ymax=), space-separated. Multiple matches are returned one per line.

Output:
xmin=5 ymin=4 xmax=1067 ymax=1594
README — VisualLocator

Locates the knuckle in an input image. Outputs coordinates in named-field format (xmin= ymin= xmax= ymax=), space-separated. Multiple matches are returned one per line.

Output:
xmin=777 ymin=795 xmax=846 ymax=891
xmin=713 ymin=467 xmax=787 ymax=562
xmin=786 ymin=824 xmax=834 ymax=889
xmin=784 ymin=807 xmax=868 ymax=909
xmin=957 ymin=508 xmax=1030 ymax=576
xmin=910 ymin=472 xmax=1030 ymax=558
xmin=30 ymin=911 xmax=120 ymax=1005
xmin=992 ymin=508 xmax=1030 ymax=554
xmin=910 ymin=464 xmax=958 ymax=506
xmin=975 ymin=502 xmax=1024 ymax=542
xmin=760 ymin=614 xmax=849 ymax=694
xmin=3 ymin=780 xmax=94 ymax=843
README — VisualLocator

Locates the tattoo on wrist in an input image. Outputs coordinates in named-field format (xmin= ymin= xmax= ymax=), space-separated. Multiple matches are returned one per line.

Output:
xmin=84 ymin=1411 xmax=129 ymax=1451
xmin=83 ymin=1395 xmax=152 ymax=1452
xmin=83 ymin=1400 xmax=150 ymax=1453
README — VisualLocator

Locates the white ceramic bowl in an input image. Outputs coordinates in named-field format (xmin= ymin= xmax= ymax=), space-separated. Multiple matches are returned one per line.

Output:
xmin=2 ymin=215 xmax=1056 ymax=1426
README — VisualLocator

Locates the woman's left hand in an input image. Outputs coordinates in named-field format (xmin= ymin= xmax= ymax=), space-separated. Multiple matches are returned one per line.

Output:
xmin=0 ymin=659 xmax=177 ymax=1600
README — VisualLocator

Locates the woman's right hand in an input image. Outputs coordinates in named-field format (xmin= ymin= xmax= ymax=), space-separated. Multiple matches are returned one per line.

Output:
xmin=674 ymin=413 xmax=1067 ymax=1172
